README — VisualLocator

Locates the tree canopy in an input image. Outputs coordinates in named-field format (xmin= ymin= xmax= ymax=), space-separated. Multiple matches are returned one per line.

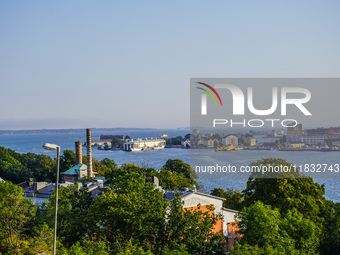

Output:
xmin=231 ymin=201 xmax=320 ymax=254
xmin=211 ymin=187 xmax=243 ymax=211
xmin=243 ymin=158 xmax=325 ymax=222
xmin=41 ymin=167 xmax=224 ymax=254
xmin=0 ymin=180 xmax=53 ymax=254
xmin=229 ymin=157 xmax=331 ymax=254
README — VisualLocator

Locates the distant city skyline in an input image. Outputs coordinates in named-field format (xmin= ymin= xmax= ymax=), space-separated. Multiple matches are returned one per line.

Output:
xmin=1 ymin=1 xmax=340 ymax=130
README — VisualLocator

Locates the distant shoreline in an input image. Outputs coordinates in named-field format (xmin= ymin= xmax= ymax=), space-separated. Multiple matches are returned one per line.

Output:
xmin=0 ymin=127 xmax=184 ymax=135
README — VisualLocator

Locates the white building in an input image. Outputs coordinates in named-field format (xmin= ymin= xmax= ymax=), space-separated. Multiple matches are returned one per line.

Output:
xmin=302 ymin=135 xmax=327 ymax=146
xmin=181 ymin=139 xmax=190 ymax=148
xmin=222 ymin=135 xmax=238 ymax=147
xmin=123 ymin=138 xmax=166 ymax=152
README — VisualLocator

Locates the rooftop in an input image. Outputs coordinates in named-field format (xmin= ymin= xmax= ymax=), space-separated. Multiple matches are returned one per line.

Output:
xmin=163 ymin=189 xmax=195 ymax=201
xmin=61 ymin=163 xmax=87 ymax=175
xmin=163 ymin=189 xmax=225 ymax=201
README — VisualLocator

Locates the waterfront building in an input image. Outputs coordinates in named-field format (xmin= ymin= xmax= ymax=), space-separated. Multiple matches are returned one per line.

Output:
xmin=302 ymin=135 xmax=328 ymax=146
xmin=330 ymin=138 xmax=340 ymax=147
xmin=287 ymin=122 xmax=303 ymax=133
xmin=290 ymin=143 xmax=305 ymax=149
xmin=222 ymin=135 xmax=238 ymax=147
xmin=123 ymin=138 xmax=166 ymax=152
xmin=181 ymin=139 xmax=190 ymax=148
xmin=241 ymin=135 xmax=256 ymax=146
xmin=198 ymin=138 xmax=215 ymax=148
xmin=326 ymin=126 xmax=340 ymax=135
xmin=306 ymin=128 xmax=327 ymax=136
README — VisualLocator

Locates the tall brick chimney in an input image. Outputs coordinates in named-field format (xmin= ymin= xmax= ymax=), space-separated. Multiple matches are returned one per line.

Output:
xmin=75 ymin=141 xmax=82 ymax=164
xmin=86 ymin=128 xmax=93 ymax=178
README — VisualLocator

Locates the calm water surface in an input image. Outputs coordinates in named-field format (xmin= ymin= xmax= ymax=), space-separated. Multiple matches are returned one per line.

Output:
xmin=0 ymin=129 xmax=339 ymax=202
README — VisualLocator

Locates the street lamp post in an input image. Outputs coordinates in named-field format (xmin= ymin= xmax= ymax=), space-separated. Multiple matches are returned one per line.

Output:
xmin=43 ymin=143 xmax=60 ymax=255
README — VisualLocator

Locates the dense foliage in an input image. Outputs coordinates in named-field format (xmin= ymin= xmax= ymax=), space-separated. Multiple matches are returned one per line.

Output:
xmin=110 ymin=137 xmax=124 ymax=148
xmin=0 ymin=167 xmax=224 ymax=254
xmin=1 ymin=146 xmax=340 ymax=254
xmin=0 ymin=147 xmax=221 ymax=254
xmin=210 ymin=188 xmax=244 ymax=211
xmin=104 ymin=159 xmax=200 ymax=190
xmin=211 ymin=158 xmax=339 ymax=254
xmin=243 ymin=158 xmax=325 ymax=223
xmin=230 ymin=201 xmax=320 ymax=254
xmin=0 ymin=180 xmax=54 ymax=254
xmin=165 ymin=136 xmax=183 ymax=146
xmin=0 ymin=146 xmax=57 ymax=183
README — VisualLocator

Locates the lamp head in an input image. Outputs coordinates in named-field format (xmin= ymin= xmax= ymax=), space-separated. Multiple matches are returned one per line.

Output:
xmin=43 ymin=143 xmax=59 ymax=150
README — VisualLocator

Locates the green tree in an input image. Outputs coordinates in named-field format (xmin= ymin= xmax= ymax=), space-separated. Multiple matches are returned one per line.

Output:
xmin=27 ymin=223 xmax=54 ymax=254
xmin=58 ymin=239 xmax=111 ymax=255
xmin=60 ymin=150 xmax=76 ymax=172
xmin=92 ymin=158 xmax=118 ymax=177
xmin=163 ymin=194 xmax=225 ymax=255
xmin=28 ymin=154 xmax=56 ymax=182
xmin=104 ymin=163 xmax=145 ymax=184
xmin=111 ymin=138 xmax=124 ymax=148
xmin=281 ymin=208 xmax=320 ymax=253
xmin=0 ymin=146 xmax=33 ymax=184
xmin=116 ymin=239 xmax=154 ymax=255
xmin=0 ymin=147 xmax=58 ymax=183
xmin=236 ymin=201 xmax=292 ymax=253
xmin=91 ymin=168 xmax=225 ymax=254
xmin=211 ymin=188 xmax=244 ymax=210
xmin=104 ymin=162 xmax=198 ymax=190
xmin=0 ymin=181 xmax=37 ymax=254
xmin=90 ymin=171 xmax=167 ymax=253
xmin=319 ymin=200 xmax=340 ymax=255
xmin=157 ymin=170 xmax=198 ymax=190
xmin=160 ymin=159 xmax=199 ymax=189
xmin=42 ymin=186 xmax=73 ymax=246
xmin=161 ymin=159 xmax=198 ymax=180
xmin=0 ymin=147 xmax=21 ymax=170
xmin=165 ymin=136 xmax=183 ymax=146
xmin=232 ymin=201 xmax=319 ymax=254
xmin=42 ymin=185 xmax=96 ymax=248
xmin=243 ymin=158 xmax=325 ymax=222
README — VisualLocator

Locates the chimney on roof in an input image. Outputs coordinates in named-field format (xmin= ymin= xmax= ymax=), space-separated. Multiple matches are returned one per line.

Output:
xmin=86 ymin=128 xmax=93 ymax=178
xmin=152 ymin=176 xmax=163 ymax=192
xmin=152 ymin=176 xmax=159 ymax=187
xmin=75 ymin=141 xmax=82 ymax=164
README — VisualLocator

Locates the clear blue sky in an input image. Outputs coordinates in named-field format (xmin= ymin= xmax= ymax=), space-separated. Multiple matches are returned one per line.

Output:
xmin=1 ymin=0 xmax=339 ymax=129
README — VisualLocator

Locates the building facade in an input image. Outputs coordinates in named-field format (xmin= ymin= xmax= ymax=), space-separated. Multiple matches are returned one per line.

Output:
xmin=223 ymin=135 xmax=238 ymax=147
xmin=123 ymin=138 xmax=166 ymax=151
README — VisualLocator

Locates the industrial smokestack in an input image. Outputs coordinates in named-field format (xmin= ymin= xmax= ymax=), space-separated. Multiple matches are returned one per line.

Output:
xmin=75 ymin=141 xmax=82 ymax=164
xmin=86 ymin=128 xmax=93 ymax=178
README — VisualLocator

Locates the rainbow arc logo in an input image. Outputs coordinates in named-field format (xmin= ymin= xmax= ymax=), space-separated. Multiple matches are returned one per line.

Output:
xmin=196 ymin=82 xmax=222 ymax=106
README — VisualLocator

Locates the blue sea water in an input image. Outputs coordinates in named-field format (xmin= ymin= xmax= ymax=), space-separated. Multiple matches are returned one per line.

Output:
xmin=0 ymin=128 xmax=339 ymax=202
